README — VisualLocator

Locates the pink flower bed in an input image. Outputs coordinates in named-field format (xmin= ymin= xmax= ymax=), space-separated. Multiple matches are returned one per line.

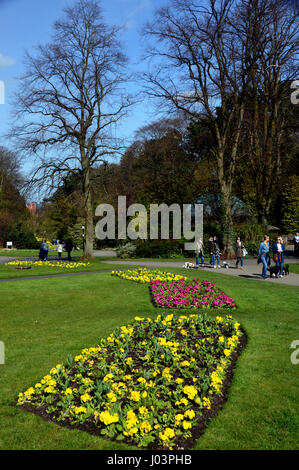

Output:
xmin=150 ymin=278 xmax=236 ymax=310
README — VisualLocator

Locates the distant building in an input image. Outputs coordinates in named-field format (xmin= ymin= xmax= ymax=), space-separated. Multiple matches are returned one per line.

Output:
xmin=27 ymin=202 xmax=37 ymax=214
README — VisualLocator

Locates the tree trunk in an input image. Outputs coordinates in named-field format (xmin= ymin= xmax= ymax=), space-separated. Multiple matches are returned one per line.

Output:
xmin=84 ymin=189 xmax=94 ymax=259
xmin=220 ymin=185 xmax=235 ymax=259
xmin=83 ymin=163 xmax=94 ymax=259
xmin=216 ymin=148 xmax=235 ymax=259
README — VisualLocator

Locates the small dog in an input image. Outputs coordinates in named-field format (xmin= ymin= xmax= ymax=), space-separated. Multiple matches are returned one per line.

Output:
xmin=283 ymin=264 xmax=289 ymax=276
xmin=268 ymin=265 xmax=280 ymax=278
xmin=183 ymin=262 xmax=196 ymax=269
xmin=222 ymin=261 xmax=229 ymax=269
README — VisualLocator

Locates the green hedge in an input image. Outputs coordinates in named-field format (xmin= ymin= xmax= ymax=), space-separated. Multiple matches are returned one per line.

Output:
xmin=134 ymin=240 xmax=185 ymax=258
xmin=6 ymin=223 xmax=40 ymax=249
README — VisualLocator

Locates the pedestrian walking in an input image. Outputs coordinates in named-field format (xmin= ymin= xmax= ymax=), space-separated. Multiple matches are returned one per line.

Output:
xmin=41 ymin=240 xmax=49 ymax=261
xmin=195 ymin=237 xmax=204 ymax=267
xmin=208 ymin=237 xmax=213 ymax=265
xmin=272 ymin=236 xmax=285 ymax=278
xmin=65 ymin=238 xmax=73 ymax=261
xmin=258 ymin=235 xmax=270 ymax=279
xmin=211 ymin=236 xmax=221 ymax=268
xmin=235 ymin=237 xmax=244 ymax=269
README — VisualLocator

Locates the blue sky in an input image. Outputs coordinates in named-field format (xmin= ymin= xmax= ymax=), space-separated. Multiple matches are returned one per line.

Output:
xmin=0 ymin=0 xmax=169 ymax=173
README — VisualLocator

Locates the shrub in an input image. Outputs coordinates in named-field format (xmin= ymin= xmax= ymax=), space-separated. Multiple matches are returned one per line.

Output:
xmin=244 ymin=241 xmax=260 ymax=256
xmin=233 ymin=223 xmax=268 ymax=255
xmin=281 ymin=175 xmax=299 ymax=233
xmin=134 ymin=240 xmax=184 ymax=258
xmin=6 ymin=223 xmax=40 ymax=249
xmin=115 ymin=242 xmax=137 ymax=258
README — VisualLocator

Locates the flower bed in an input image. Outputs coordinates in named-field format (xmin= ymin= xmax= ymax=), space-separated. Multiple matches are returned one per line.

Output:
xmin=16 ymin=312 xmax=245 ymax=449
xmin=6 ymin=260 xmax=90 ymax=269
xmin=150 ymin=278 xmax=236 ymax=310
xmin=111 ymin=268 xmax=186 ymax=283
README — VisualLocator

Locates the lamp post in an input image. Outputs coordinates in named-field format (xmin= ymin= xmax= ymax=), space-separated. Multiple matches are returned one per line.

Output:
xmin=82 ymin=225 xmax=85 ymax=253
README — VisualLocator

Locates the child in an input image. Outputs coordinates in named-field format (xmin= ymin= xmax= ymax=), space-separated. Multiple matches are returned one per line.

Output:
xmin=57 ymin=240 xmax=63 ymax=260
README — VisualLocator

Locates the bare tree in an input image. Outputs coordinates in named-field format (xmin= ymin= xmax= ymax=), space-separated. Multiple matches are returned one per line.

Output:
xmin=9 ymin=0 xmax=133 ymax=257
xmin=240 ymin=0 xmax=299 ymax=224
xmin=142 ymin=0 xmax=299 ymax=252
xmin=142 ymin=0 xmax=254 ymax=256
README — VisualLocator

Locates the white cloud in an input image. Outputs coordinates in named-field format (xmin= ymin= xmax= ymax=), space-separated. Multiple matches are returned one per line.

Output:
xmin=0 ymin=53 xmax=15 ymax=67
xmin=124 ymin=0 xmax=151 ymax=29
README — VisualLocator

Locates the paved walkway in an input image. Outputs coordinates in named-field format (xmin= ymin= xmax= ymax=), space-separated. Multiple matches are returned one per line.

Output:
xmin=101 ymin=257 xmax=299 ymax=286
xmin=0 ymin=253 xmax=298 ymax=286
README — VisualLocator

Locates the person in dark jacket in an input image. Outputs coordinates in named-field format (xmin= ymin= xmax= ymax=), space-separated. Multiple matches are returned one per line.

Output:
xmin=272 ymin=236 xmax=285 ymax=278
xmin=211 ymin=236 xmax=221 ymax=268
xmin=65 ymin=238 xmax=73 ymax=261
xmin=208 ymin=237 xmax=213 ymax=265
xmin=39 ymin=240 xmax=49 ymax=261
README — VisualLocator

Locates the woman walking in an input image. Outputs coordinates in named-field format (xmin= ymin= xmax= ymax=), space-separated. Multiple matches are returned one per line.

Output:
xmin=272 ymin=236 xmax=285 ymax=278
xmin=211 ymin=236 xmax=221 ymax=268
xmin=208 ymin=237 xmax=213 ymax=265
xmin=195 ymin=237 xmax=204 ymax=267
xmin=235 ymin=237 xmax=244 ymax=269
xmin=258 ymin=235 xmax=270 ymax=279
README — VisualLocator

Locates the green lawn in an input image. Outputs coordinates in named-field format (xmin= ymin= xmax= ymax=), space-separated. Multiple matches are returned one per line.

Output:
xmin=0 ymin=249 xmax=86 ymax=258
xmin=290 ymin=263 xmax=299 ymax=274
xmin=0 ymin=268 xmax=298 ymax=450
xmin=0 ymin=257 xmax=134 ymax=279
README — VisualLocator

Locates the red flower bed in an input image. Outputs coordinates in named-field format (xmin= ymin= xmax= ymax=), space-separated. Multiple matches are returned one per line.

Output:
xmin=150 ymin=278 xmax=236 ymax=310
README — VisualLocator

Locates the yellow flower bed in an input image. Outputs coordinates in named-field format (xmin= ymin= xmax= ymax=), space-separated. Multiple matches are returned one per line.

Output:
xmin=111 ymin=267 xmax=186 ymax=283
xmin=16 ymin=312 xmax=245 ymax=449
xmin=6 ymin=260 xmax=90 ymax=269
